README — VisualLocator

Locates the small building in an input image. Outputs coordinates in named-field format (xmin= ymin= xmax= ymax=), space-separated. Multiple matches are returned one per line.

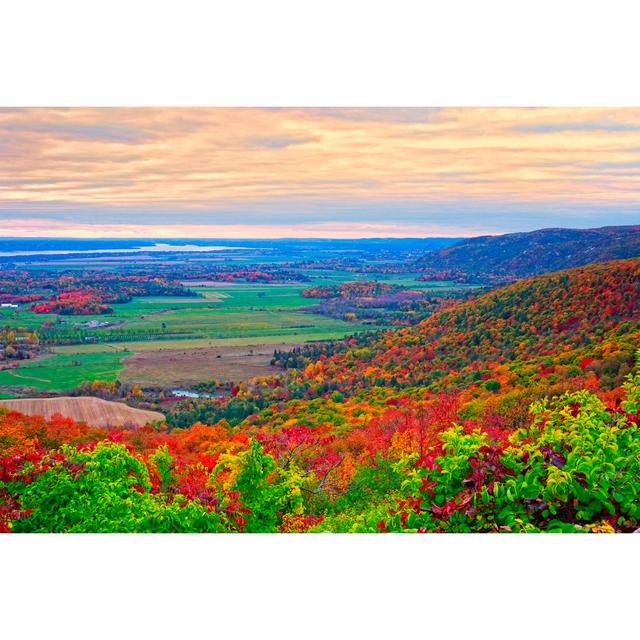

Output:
xmin=83 ymin=320 xmax=113 ymax=329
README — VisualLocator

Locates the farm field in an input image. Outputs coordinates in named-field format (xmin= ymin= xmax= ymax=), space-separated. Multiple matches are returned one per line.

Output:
xmin=93 ymin=308 xmax=368 ymax=341
xmin=189 ymin=284 xmax=316 ymax=308
xmin=0 ymin=264 xmax=470 ymax=394
xmin=119 ymin=342 xmax=300 ymax=385
xmin=1 ymin=284 xmax=371 ymax=340
xmin=51 ymin=333 xmax=342 ymax=353
xmin=301 ymin=269 xmax=476 ymax=290
xmin=374 ymin=275 xmax=479 ymax=290
xmin=0 ymin=396 xmax=163 ymax=428
xmin=0 ymin=280 xmax=379 ymax=393
xmin=0 ymin=351 xmax=128 ymax=394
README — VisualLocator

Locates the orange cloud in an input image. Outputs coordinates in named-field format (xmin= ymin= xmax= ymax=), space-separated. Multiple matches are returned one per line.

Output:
xmin=2 ymin=107 xmax=640 ymax=236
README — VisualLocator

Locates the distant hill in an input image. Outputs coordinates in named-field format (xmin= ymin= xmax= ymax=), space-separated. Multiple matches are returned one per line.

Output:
xmin=415 ymin=224 xmax=640 ymax=277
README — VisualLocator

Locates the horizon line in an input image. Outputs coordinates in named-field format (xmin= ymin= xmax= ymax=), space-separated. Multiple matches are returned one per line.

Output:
xmin=2 ymin=222 xmax=639 ymax=242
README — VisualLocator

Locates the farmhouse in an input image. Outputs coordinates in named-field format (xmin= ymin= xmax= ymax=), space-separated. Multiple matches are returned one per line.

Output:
xmin=83 ymin=320 xmax=113 ymax=329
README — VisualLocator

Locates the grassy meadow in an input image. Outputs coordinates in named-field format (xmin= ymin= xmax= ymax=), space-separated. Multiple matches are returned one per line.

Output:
xmin=0 ymin=271 xmax=473 ymax=394
xmin=0 ymin=281 xmax=372 ymax=394
xmin=0 ymin=351 xmax=128 ymax=392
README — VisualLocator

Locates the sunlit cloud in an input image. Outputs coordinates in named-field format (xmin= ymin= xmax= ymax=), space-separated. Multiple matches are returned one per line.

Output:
xmin=0 ymin=217 xmax=481 ymax=239
xmin=2 ymin=107 xmax=640 ymax=237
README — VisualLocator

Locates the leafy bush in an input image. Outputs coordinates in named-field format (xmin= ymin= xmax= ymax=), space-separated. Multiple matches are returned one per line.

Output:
xmin=8 ymin=443 xmax=230 ymax=533
xmin=378 ymin=364 xmax=640 ymax=533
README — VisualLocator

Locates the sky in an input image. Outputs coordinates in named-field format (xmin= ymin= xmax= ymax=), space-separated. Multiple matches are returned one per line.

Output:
xmin=1 ymin=107 xmax=639 ymax=238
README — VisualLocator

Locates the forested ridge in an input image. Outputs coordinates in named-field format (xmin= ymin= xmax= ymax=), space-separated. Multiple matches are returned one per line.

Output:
xmin=415 ymin=224 xmax=640 ymax=278
xmin=305 ymin=258 xmax=640 ymax=391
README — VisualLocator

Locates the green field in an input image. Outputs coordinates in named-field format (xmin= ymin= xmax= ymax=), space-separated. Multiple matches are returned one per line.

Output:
xmin=0 ymin=283 xmax=317 ymax=332
xmin=1 ymin=282 xmax=371 ymax=340
xmin=0 ymin=351 xmax=129 ymax=393
xmin=0 ymin=282 xmax=376 ymax=393
xmin=51 ymin=331 xmax=361 ymax=354
xmin=0 ymin=274 xmax=471 ymax=394
xmin=0 ymin=307 xmax=57 ymax=329
xmin=0 ymin=277 xmax=464 ymax=335
xmin=105 ymin=308 xmax=367 ymax=339
xmin=191 ymin=284 xmax=315 ymax=309
xmin=301 ymin=269 xmax=478 ymax=291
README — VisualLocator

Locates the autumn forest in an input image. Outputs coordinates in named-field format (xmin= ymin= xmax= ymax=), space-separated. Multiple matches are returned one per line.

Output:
xmin=0 ymin=228 xmax=638 ymax=533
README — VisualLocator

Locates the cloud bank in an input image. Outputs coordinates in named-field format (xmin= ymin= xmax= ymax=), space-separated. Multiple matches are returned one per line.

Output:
xmin=2 ymin=107 xmax=639 ymax=237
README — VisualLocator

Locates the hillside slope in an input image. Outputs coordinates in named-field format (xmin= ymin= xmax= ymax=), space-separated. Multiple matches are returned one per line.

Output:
xmin=415 ymin=224 xmax=640 ymax=278
xmin=305 ymin=258 xmax=640 ymax=392
xmin=169 ymin=258 xmax=640 ymax=434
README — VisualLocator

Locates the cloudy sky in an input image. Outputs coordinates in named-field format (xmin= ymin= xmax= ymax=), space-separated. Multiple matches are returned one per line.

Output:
xmin=1 ymin=107 xmax=639 ymax=238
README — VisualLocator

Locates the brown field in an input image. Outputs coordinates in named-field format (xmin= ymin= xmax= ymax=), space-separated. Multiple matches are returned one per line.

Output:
xmin=0 ymin=396 xmax=164 ymax=428
xmin=119 ymin=342 xmax=297 ymax=386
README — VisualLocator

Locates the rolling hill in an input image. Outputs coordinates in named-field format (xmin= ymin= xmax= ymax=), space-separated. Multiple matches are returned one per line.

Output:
xmin=298 ymin=257 xmax=640 ymax=395
xmin=415 ymin=224 xmax=640 ymax=278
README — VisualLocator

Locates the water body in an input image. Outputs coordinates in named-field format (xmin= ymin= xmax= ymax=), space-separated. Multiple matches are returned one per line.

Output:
xmin=171 ymin=389 xmax=221 ymax=399
xmin=0 ymin=243 xmax=238 ymax=258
